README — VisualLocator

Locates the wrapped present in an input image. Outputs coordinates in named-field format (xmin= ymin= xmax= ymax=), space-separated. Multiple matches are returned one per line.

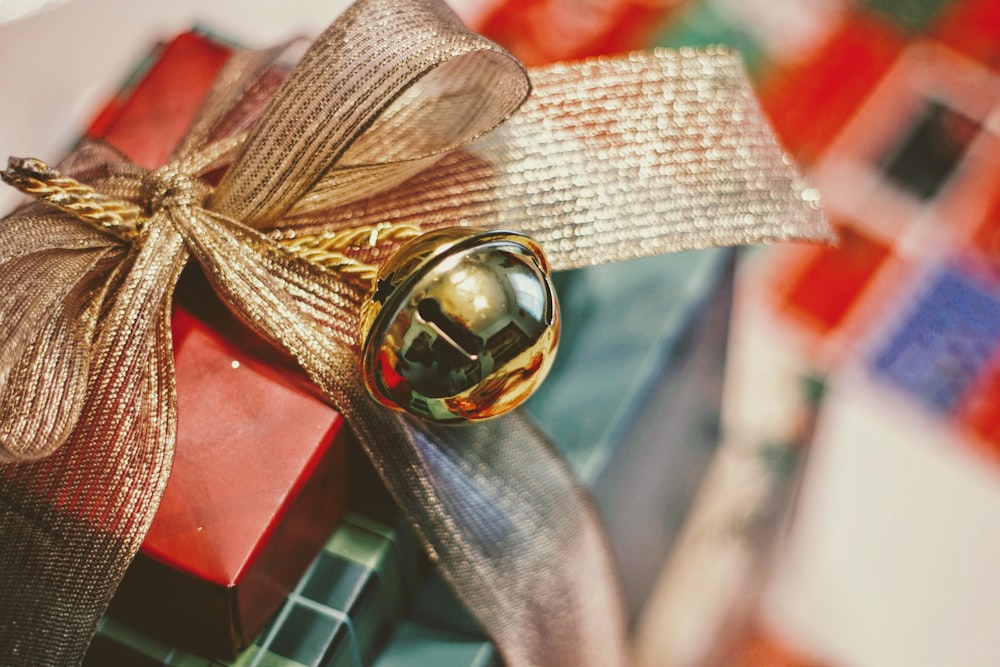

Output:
xmin=89 ymin=248 xmax=737 ymax=663
xmin=73 ymin=24 xmax=734 ymax=654
xmin=77 ymin=28 xmax=738 ymax=650
xmin=108 ymin=295 xmax=351 ymax=657
xmin=8 ymin=20 xmax=737 ymax=659
xmin=34 ymin=30 xmax=349 ymax=657
xmin=0 ymin=1 xmax=827 ymax=665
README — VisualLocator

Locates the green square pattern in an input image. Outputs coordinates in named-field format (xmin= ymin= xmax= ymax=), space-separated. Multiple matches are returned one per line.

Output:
xmin=88 ymin=511 xmax=423 ymax=667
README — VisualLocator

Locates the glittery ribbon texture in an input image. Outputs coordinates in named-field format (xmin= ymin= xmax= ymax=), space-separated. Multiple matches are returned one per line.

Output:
xmin=0 ymin=0 xmax=828 ymax=664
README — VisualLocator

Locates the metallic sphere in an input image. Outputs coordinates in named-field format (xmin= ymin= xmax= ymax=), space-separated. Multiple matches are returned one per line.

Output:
xmin=360 ymin=227 xmax=560 ymax=423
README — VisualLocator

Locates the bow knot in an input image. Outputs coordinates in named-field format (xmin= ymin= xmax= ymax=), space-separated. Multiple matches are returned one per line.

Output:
xmin=142 ymin=164 xmax=208 ymax=216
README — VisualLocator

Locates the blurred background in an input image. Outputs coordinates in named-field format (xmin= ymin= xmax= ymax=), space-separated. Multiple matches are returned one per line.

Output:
xmin=3 ymin=1 xmax=1000 ymax=665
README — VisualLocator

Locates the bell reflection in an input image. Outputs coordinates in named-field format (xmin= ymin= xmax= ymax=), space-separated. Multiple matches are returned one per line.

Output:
xmin=395 ymin=246 xmax=551 ymax=398
xmin=361 ymin=228 xmax=560 ymax=423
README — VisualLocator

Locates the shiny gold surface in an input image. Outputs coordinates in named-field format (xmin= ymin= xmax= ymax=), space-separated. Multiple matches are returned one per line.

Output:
xmin=361 ymin=227 xmax=559 ymax=423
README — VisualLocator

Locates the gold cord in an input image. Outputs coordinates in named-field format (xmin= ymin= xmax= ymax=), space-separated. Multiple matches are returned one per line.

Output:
xmin=275 ymin=222 xmax=421 ymax=280
xmin=1 ymin=157 xmax=143 ymax=240
xmin=1 ymin=157 xmax=421 ymax=281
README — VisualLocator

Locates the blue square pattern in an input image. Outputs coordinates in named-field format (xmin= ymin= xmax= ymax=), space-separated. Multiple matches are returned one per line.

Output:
xmin=872 ymin=268 xmax=1000 ymax=413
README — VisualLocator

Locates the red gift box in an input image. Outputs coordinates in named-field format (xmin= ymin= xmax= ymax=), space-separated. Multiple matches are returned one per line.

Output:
xmin=86 ymin=31 xmax=352 ymax=656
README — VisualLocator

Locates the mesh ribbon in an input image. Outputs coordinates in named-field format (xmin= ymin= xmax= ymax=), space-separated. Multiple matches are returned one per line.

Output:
xmin=0 ymin=0 xmax=828 ymax=664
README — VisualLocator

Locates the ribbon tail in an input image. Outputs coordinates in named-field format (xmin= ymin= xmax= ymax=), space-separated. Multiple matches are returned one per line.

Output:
xmin=180 ymin=210 xmax=628 ymax=666
xmin=348 ymin=395 xmax=631 ymax=667
xmin=480 ymin=48 xmax=832 ymax=268
xmin=0 ymin=222 xmax=186 ymax=665
xmin=278 ymin=48 xmax=830 ymax=267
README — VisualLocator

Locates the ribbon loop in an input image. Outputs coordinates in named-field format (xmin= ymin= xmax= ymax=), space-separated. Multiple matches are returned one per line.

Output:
xmin=0 ymin=242 xmax=121 ymax=462
xmin=0 ymin=147 xmax=137 ymax=464
xmin=211 ymin=0 xmax=530 ymax=226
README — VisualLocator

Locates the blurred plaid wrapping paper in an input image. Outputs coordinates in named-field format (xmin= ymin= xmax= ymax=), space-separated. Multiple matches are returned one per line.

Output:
xmin=633 ymin=0 xmax=1000 ymax=665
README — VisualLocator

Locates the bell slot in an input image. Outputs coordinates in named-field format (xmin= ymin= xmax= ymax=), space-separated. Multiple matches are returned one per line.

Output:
xmin=416 ymin=298 xmax=480 ymax=359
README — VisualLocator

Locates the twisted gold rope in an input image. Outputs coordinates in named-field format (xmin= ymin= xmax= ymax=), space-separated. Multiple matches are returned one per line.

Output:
xmin=276 ymin=223 xmax=421 ymax=280
xmin=1 ymin=158 xmax=143 ymax=240
xmin=1 ymin=157 xmax=421 ymax=281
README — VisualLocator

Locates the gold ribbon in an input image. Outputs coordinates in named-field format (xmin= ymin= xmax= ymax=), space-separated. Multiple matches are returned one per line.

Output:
xmin=0 ymin=0 xmax=828 ymax=664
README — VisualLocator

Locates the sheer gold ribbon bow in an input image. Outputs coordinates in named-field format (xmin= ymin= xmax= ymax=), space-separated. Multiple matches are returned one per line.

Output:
xmin=0 ymin=0 xmax=828 ymax=664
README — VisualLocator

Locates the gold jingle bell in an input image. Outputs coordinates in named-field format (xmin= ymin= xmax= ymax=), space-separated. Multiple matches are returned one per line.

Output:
xmin=360 ymin=227 xmax=560 ymax=424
